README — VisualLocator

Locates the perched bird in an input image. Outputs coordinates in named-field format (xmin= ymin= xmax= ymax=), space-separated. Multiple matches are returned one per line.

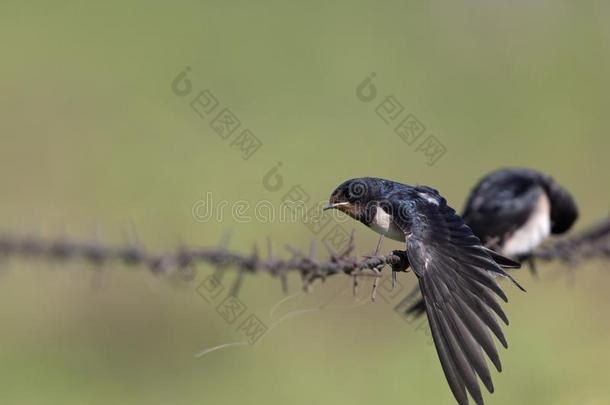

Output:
xmin=461 ymin=168 xmax=578 ymax=263
xmin=406 ymin=168 xmax=578 ymax=318
xmin=324 ymin=177 xmax=525 ymax=405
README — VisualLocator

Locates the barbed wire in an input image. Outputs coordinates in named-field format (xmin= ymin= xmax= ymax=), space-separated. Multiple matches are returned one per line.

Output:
xmin=1 ymin=215 xmax=609 ymax=295
xmin=0 ymin=227 xmax=401 ymax=295
xmin=534 ymin=215 xmax=610 ymax=265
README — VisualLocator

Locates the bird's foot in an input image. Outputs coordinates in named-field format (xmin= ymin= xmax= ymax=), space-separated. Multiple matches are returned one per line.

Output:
xmin=389 ymin=250 xmax=410 ymax=290
xmin=390 ymin=250 xmax=410 ymax=273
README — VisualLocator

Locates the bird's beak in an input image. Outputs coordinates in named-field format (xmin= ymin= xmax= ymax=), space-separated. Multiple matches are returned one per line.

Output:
xmin=323 ymin=202 xmax=349 ymax=211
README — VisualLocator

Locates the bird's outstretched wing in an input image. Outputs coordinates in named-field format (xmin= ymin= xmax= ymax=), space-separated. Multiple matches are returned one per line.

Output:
xmin=401 ymin=247 xmax=520 ymax=320
xmin=393 ymin=189 xmax=523 ymax=405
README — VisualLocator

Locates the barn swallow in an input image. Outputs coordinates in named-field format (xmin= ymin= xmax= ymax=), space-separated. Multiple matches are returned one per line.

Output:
xmin=325 ymin=177 xmax=524 ymax=405
xmin=406 ymin=168 xmax=578 ymax=318
xmin=462 ymin=167 xmax=578 ymax=260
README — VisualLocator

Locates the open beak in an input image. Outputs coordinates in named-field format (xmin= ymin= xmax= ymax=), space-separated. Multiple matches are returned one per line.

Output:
xmin=323 ymin=202 xmax=349 ymax=211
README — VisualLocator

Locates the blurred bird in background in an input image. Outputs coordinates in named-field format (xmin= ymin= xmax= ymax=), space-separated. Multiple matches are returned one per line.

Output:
xmin=406 ymin=168 xmax=578 ymax=318
xmin=461 ymin=168 xmax=578 ymax=265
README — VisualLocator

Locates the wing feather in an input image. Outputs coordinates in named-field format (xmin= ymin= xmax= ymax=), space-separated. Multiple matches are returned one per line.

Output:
xmin=394 ymin=191 xmax=523 ymax=405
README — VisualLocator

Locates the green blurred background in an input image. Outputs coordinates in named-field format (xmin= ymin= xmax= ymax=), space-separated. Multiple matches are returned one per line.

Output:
xmin=1 ymin=1 xmax=609 ymax=404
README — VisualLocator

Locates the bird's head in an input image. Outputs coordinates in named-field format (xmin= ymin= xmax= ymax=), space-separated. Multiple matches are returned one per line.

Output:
xmin=323 ymin=177 xmax=383 ymax=221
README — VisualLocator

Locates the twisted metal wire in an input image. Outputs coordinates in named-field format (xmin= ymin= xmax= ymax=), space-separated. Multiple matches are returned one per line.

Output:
xmin=1 ymin=216 xmax=609 ymax=293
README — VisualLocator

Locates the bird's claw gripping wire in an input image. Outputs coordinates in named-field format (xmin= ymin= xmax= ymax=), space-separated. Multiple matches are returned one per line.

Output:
xmin=389 ymin=250 xmax=411 ymax=290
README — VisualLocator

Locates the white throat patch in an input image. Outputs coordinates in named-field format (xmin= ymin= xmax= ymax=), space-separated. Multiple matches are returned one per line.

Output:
xmin=369 ymin=206 xmax=405 ymax=242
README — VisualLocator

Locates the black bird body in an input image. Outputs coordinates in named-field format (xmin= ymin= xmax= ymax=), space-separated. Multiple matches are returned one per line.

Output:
xmin=325 ymin=177 xmax=524 ymax=405
xmin=462 ymin=168 xmax=578 ymax=260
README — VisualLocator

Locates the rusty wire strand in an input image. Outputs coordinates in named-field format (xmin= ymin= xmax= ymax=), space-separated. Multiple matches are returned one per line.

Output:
xmin=1 ymin=216 xmax=609 ymax=293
